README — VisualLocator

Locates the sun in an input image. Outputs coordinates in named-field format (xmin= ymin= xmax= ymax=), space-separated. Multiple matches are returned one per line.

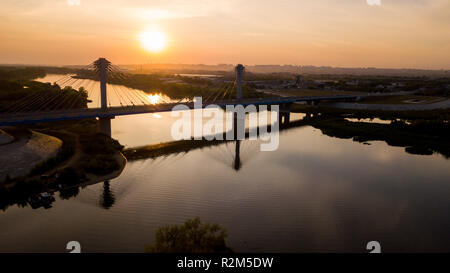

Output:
xmin=139 ymin=30 xmax=167 ymax=53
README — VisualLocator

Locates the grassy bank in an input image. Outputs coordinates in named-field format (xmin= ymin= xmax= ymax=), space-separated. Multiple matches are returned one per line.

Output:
xmin=124 ymin=138 xmax=229 ymax=161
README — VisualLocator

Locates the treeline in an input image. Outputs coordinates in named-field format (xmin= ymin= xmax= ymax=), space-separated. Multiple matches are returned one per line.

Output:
xmin=0 ymin=70 xmax=89 ymax=112
xmin=75 ymin=70 xmax=262 ymax=100
xmin=307 ymin=75 xmax=450 ymax=95
xmin=0 ymin=81 xmax=89 ymax=112
xmin=0 ymin=66 xmax=45 ymax=81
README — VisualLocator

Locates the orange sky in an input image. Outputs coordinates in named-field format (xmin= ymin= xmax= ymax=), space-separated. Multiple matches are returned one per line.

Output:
xmin=0 ymin=0 xmax=449 ymax=69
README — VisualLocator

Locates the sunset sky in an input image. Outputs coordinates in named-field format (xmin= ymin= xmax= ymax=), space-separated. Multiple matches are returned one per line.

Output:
xmin=0 ymin=0 xmax=449 ymax=69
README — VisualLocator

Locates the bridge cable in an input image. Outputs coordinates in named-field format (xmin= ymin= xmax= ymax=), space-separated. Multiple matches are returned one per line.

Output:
xmin=203 ymin=80 xmax=229 ymax=102
xmin=209 ymin=80 xmax=233 ymax=103
xmin=114 ymin=85 xmax=133 ymax=106
xmin=118 ymin=85 xmax=137 ymax=106
xmin=111 ymin=85 xmax=126 ymax=107
xmin=212 ymin=81 xmax=234 ymax=103
xmin=44 ymin=78 xmax=86 ymax=111
xmin=4 ymin=90 xmax=47 ymax=112
xmin=123 ymin=85 xmax=147 ymax=105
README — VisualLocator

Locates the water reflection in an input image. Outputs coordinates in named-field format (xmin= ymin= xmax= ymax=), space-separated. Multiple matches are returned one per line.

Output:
xmin=147 ymin=94 xmax=163 ymax=105
xmin=100 ymin=181 xmax=115 ymax=209
xmin=1 ymin=117 xmax=450 ymax=252
xmin=344 ymin=118 xmax=391 ymax=124
xmin=233 ymin=140 xmax=242 ymax=171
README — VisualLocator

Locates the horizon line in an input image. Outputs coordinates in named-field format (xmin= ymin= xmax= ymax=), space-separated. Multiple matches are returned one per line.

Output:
xmin=1 ymin=62 xmax=449 ymax=72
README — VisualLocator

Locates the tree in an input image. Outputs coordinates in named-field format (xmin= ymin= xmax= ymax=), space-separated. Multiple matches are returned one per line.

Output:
xmin=146 ymin=217 xmax=232 ymax=253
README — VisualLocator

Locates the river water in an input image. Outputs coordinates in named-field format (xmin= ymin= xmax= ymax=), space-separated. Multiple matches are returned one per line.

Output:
xmin=1 ymin=75 xmax=449 ymax=252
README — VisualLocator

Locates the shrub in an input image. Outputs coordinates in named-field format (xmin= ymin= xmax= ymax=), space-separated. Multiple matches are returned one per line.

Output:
xmin=146 ymin=217 xmax=231 ymax=253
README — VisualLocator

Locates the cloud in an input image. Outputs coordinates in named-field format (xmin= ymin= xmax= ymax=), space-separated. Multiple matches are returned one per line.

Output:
xmin=367 ymin=0 xmax=381 ymax=6
xmin=66 ymin=0 xmax=80 ymax=6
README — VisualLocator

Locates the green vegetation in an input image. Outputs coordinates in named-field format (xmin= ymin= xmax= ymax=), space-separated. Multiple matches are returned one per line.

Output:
xmin=75 ymin=69 xmax=264 ymax=100
xmin=308 ymin=117 xmax=450 ymax=158
xmin=0 ymin=66 xmax=89 ymax=112
xmin=124 ymin=138 xmax=229 ymax=161
xmin=146 ymin=217 xmax=231 ymax=253
xmin=35 ymin=121 xmax=124 ymax=176
xmin=0 ymin=66 xmax=45 ymax=81
xmin=307 ymin=74 xmax=450 ymax=95
xmin=80 ymin=133 xmax=123 ymax=175
xmin=0 ymin=80 xmax=89 ymax=112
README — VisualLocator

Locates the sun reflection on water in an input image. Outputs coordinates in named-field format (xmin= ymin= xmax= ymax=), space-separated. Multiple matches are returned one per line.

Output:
xmin=147 ymin=93 xmax=162 ymax=104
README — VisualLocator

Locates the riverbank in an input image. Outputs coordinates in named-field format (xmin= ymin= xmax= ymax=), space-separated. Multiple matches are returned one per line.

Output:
xmin=0 ymin=128 xmax=62 ymax=181
xmin=306 ymin=117 xmax=450 ymax=158
xmin=0 ymin=120 xmax=126 ymax=210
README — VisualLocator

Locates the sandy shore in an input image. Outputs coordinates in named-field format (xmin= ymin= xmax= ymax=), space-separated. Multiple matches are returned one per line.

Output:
xmin=0 ymin=128 xmax=62 ymax=181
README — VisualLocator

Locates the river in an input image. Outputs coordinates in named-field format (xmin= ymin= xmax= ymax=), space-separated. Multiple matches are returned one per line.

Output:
xmin=0 ymin=74 xmax=449 ymax=252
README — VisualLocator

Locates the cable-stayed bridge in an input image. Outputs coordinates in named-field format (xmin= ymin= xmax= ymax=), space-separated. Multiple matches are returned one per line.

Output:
xmin=0 ymin=58 xmax=362 ymax=134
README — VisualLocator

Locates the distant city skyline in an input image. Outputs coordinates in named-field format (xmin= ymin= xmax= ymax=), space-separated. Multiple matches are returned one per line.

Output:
xmin=1 ymin=0 xmax=449 ymax=69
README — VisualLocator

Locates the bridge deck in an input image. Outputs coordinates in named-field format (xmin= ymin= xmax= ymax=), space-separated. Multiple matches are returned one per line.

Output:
xmin=0 ymin=95 xmax=360 ymax=126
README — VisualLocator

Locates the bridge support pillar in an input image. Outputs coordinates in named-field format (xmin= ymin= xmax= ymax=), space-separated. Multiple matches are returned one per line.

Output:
xmin=278 ymin=103 xmax=292 ymax=128
xmin=97 ymin=58 xmax=110 ymax=110
xmin=99 ymin=117 xmax=113 ymax=137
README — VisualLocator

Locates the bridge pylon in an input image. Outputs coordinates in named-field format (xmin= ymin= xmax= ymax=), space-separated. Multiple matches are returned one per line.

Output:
xmin=235 ymin=64 xmax=245 ymax=101
xmin=231 ymin=64 xmax=246 ymax=144
xmin=94 ymin=57 xmax=113 ymax=136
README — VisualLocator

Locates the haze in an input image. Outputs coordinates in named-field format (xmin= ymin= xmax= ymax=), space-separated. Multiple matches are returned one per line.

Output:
xmin=0 ymin=0 xmax=449 ymax=69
